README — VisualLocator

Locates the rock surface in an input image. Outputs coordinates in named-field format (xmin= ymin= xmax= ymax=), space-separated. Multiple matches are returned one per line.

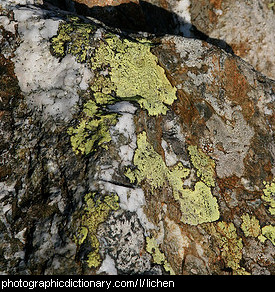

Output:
xmin=0 ymin=1 xmax=274 ymax=275
xmin=188 ymin=0 xmax=275 ymax=80
xmin=70 ymin=0 xmax=275 ymax=80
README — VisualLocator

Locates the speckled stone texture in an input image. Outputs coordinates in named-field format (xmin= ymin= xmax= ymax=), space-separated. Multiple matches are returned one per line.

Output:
xmin=0 ymin=0 xmax=274 ymax=275
xmin=189 ymin=0 xmax=275 ymax=80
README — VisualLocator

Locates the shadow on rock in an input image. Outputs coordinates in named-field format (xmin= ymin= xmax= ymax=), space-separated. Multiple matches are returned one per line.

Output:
xmin=44 ymin=0 xmax=233 ymax=53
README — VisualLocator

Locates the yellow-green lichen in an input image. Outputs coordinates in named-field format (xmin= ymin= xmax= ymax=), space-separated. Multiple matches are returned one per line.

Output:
xmin=125 ymin=131 xmax=190 ymax=190
xmin=51 ymin=18 xmax=177 ymax=114
xmin=51 ymin=18 xmax=178 ymax=155
xmin=51 ymin=16 xmax=96 ymax=62
xmin=67 ymin=99 xmax=118 ymax=155
xmin=259 ymin=225 xmax=275 ymax=246
xmin=90 ymin=34 xmax=177 ymax=116
xmin=125 ymin=131 xmax=220 ymax=225
xmin=240 ymin=213 xmax=275 ymax=246
xmin=74 ymin=192 xmax=119 ymax=268
xmin=208 ymin=221 xmax=249 ymax=274
xmin=240 ymin=214 xmax=261 ymax=237
xmin=178 ymin=181 xmax=220 ymax=225
xmin=146 ymin=237 xmax=175 ymax=275
xmin=262 ymin=179 xmax=275 ymax=215
xmin=187 ymin=145 xmax=216 ymax=187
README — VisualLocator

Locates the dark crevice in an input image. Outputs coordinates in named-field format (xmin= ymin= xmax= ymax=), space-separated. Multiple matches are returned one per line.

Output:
xmin=43 ymin=0 xmax=234 ymax=54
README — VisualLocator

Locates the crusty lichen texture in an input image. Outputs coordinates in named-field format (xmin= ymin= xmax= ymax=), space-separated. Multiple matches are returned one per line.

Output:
xmin=125 ymin=131 xmax=220 ymax=225
xmin=260 ymin=225 xmax=275 ymax=246
xmin=50 ymin=16 xmax=96 ymax=63
xmin=241 ymin=213 xmax=275 ymax=246
xmin=74 ymin=192 xmax=119 ymax=268
xmin=50 ymin=17 xmax=178 ymax=155
xmin=262 ymin=179 xmax=275 ymax=215
xmin=188 ymin=145 xmax=216 ymax=187
xmin=50 ymin=16 xmax=181 ymax=272
xmin=67 ymin=98 xmax=118 ymax=155
xmin=125 ymin=131 xmax=190 ymax=190
xmin=146 ymin=236 xmax=175 ymax=275
xmin=208 ymin=222 xmax=250 ymax=275
xmin=91 ymin=34 xmax=177 ymax=116
xmin=240 ymin=213 xmax=261 ymax=238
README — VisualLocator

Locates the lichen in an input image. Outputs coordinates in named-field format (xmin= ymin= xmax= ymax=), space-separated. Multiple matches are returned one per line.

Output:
xmin=259 ymin=225 xmax=275 ymax=246
xmin=51 ymin=17 xmax=178 ymax=117
xmin=125 ymin=131 xmax=220 ymax=225
xmin=240 ymin=213 xmax=275 ymax=246
xmin=178 ymin=181 xmax=220 ymax=225
xmin=50 ymin=17 xmax=120 ymax=155
xmin=125 ymin=131 xmax=190 ymax=190
xmin=90 ymin=34 xmax=177 ymax=116
xmin=187 ymin=145 xmax=216 ymax=187
xmin=145 ymin=237 xmax=175 ymax=275
xmin=262 ymin=179 xmax=275 ymax=215
xmin=208 ymin=221 xmax=249 ymax=274
xmin=51 ymin=17 xmax=178 ymax=155
xmin=67 ymin=98 xmax=118 ymax=155
xmin=240 ymin=213 xmax=261 ymax=237
xmin=74 ymin=192 xmax=119 ymax=268
xmin=50 ymin=16 xmax=96 ymax=63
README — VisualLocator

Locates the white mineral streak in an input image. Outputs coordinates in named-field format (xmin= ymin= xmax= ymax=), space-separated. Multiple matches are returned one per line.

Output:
xmin=95 ymin=103 xmax=155 ymax=233
xmin=0 ymin=16 xmax=16 ymax=34
xmin=112 ymin=113 xmax=137 ymax=166
xmin=99 ymin=181 xmax=155 ymax=232
xmin=97 ymin=254 xmax=118 ymax=275
xmin=161 ymin=139 xmax=179 ymax=167
xmin=12 ymin=7 xmax=93 ymax=121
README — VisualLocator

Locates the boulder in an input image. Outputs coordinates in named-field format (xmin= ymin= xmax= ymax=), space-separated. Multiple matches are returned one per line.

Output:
xmin=0 ymin=0 xmax=274 ymax=275
xmin=70 ymin=0 xmax=275 ymax=79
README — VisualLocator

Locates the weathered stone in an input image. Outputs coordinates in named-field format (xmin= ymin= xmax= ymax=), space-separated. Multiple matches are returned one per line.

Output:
xmin=71 ymin=0 xmax=275 ymax=79
xmin=188 ymin=0 xmax=275 ymax=80
xmin=0 ymin=0 xmax=274 ymax=275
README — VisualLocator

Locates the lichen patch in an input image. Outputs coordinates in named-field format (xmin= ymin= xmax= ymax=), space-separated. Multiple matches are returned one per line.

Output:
xmin=125 ymin=131 xmax=220 ymax=225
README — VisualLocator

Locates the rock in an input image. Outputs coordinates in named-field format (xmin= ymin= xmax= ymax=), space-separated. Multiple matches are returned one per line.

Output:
xmin=65 ymin=0 xmax=189 ymax=36
xmin=0 ymin=1 xmax=274 ymax=275
xmin=70 ymin=0 xmax=275 ymax=79
xmin=75 ymin=0 xmax=139 ymax=7
xmin=189 ymin=0 xmax=275 ymax=80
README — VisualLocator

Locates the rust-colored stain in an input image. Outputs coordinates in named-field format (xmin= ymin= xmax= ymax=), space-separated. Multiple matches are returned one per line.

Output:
xmin=208 ymin=0 xmax=223 ymax=24
xmin=231 ymin=41 xmax=251 ymax=58
xmin=217 ymin=175 xmax=240 ymax=192
xmin=221 ymin=57 xmax=254 ymax=120
xmin=210 ymin=0 xmax=222 ymax=10
xmin=155 ymin=115 xmax=165 ymax=160
xmin=173 ymin=90 xmax=200 ymax=128
xmin=207 ymin=52 xmax=254 ymax=121
xmin=208 ymin=9 xmax=218 ymax=24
